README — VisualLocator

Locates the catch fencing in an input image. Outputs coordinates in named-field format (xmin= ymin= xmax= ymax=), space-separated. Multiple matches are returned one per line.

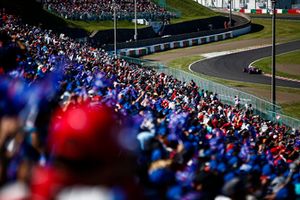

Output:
xmin=120 ymin=55 xmax=300 ymax=129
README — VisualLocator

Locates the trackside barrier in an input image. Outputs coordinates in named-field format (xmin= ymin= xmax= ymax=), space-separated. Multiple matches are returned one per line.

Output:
xmin=119 ymin=14 xmax=251 ymax=57
xmin=238 ymin=9 xmax=300 ymax=14
xmin=119 ymin=31 xmax=237 ymax=57
xmin=268 ymin=111 xmax=300 ymax=130
xmin=232 ymin=25 xmax=251 ymax=37
xmin=120 ymin=55 xmax=300 ymax=129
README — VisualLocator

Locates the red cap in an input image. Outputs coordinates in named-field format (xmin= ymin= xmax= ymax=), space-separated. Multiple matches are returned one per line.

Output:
xmin=48 ymin=103 xmax=120 ymax=161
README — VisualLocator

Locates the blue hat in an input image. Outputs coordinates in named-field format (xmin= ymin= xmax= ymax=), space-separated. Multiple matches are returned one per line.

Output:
xmin=149 ymin=168 xmax=174 ymax=184
xmin=188 ymin=126 xmax=196 ymax=133
xmin=252 ymin=164 xmax=261 ymax=172
xmin=292 ymin=173 xmax=300 ymax=182
xmin=224 ymin=172 xmax=236 ymax=182
xmin=151 ymin=149 xmax=162 ymax=161
xmin=0 ymin=78 xmax=27 ymax=116
xmin=167 ymin=134 xmax=177 ymax=142
xmin=204 ymin=149 xmax=212 ymax=157
xmin=209 ymin=160 xmax=218 ymax=170
xmin=228 ymin=156 xmax=238 ymax=167
xmin=183 ymin=141 xmax=193 ymax=151
xmin=249 ymin=155 xmax=258 ymax=164
xmin=217 ymin=162 xmax=227 ymax=173
xmin=275 ymin=187 xmax=289 ymax=199
xmin=262 ymin=164 xmax=273 ymax=176
xmin=166 ymin=186 xmax=182 ymax=200
xmin=157 ymin=126 xmax=167 ymax=136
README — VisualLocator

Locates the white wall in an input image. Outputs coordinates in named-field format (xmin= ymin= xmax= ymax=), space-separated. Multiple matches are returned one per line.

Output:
xmin=233 ymin=0 xmax=240 ymax=9
xmin=247 ymin=0 xmax=256 ymax=9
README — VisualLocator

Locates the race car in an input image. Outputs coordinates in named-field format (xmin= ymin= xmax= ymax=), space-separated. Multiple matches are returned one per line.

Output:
xmin=243 ymin=66 xmax=262 ymax=74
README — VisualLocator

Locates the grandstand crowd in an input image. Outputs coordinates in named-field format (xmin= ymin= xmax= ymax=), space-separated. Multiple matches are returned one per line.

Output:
xmin=1 ymin=9 xmax=300 ymax=200
xmin=43 ymin=0 xmax=177 ymax=21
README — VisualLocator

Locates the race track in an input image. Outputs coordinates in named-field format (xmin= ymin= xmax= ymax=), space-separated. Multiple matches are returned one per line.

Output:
xmin=190 ymin=40 xmax=300 ymax=88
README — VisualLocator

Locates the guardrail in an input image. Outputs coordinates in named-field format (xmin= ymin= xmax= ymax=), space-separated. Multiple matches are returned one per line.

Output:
xmin=120 ymin=55 xmax=300 ymax=129
xmin=237 ymin=8 xmax=300 ymax=14
xmin=119 ymin=24 xmax=251 ymax=57
xmin=118 ymin=13 xmax=251 ymax=57
xmin=119 ymin=31 xmax=234 ymax=57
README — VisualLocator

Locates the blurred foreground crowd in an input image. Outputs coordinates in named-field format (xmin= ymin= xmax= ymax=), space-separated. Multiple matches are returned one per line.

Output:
xmin=43 ymin=0 xmax=177 ymax=21
xmin=1 ymin=9 xmax=300 ymax=200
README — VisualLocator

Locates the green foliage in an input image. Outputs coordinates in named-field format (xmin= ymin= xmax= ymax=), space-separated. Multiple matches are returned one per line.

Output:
xmin=241 ymin=19 xmax=300 ymax=42
xmin=281 ymin=102 xmax=300 ymax=119
xmin=67 ymin=20 xmax=146 ymax=32
xmin=253 ymin=50 xmax=300 ymax=80
xmin=165 ymin=0 xmax=216 ymax=17
xmin=167 ymin=55 xmax=203 ymax=71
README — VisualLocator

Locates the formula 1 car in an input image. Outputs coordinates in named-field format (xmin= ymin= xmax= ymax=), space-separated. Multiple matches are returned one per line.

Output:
xmin=243 ymin=66 xmax=262 ymax=74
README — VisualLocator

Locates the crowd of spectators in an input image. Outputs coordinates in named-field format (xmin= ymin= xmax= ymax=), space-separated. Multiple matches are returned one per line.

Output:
xmin=42 ymin=0 xmax=178 ymax=21
xmin=1 ymin=9 xmax=300 ymax=200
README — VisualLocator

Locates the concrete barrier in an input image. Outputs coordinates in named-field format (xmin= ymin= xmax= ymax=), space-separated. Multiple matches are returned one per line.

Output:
xmin=118 ymin=11 xmax=252 ymax=57
xmin=119 ymin=29 xmax=242 ymax=57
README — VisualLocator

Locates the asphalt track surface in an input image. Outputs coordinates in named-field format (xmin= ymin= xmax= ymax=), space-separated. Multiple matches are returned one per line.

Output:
xmin=190 ymin=40 xmax=300 ymax=88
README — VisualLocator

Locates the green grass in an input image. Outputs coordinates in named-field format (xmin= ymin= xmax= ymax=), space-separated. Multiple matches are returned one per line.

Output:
xmin=165 ymin=0 xmax=215 ymax=17
xmin=281 ymin=102 xmax=300 ymax=120
xmin=203 ymin=18 xmax=300 ymax=44
xmin=164 ymin=0 xmax=218 ymax=23
xmin=252 ymin=50 xmax=300 ymax=80
xmin=167 ymin=55 xmax=203 ymax=71
xmin=246 ymin=19 xmax=300 ymax=42
xmin=66 ymin=20 xmax=146 ymax=32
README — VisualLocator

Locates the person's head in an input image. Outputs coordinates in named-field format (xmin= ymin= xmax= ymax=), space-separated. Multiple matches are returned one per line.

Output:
xmin=48 ymin=102 xmax=139 ymax=176
xmin=48 ymin=103 xmax=119 ymax=163
xmin=0 ymin=30 xmax=22 ymax=72
xmin=0 ymin=30 xmax=10 ymax=47
xmin=30 ymin=103 xmax=141 ymax=199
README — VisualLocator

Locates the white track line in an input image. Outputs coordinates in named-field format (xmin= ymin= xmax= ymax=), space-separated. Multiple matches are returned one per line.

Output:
xmin=188 ymin=44 xmax=271 ymax=72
